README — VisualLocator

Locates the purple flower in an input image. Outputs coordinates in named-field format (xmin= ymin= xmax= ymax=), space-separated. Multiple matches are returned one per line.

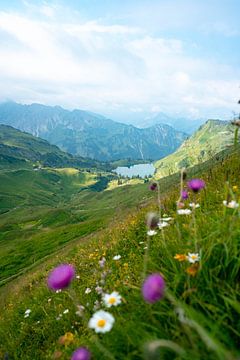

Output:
xmin=187 ymin=179 xmax=205 ymax=193
xmin=71 ymin=347 xmax=91 ymax=360
xmin=181 ymin=190 xmax=188 ymax=200
xmin=48 ymin=264 xmax=75 ymax=291
xmin=149 ymin=182 xmax=157 ymax=191
xmin=142 ymin=273 xmax=165 ymax=303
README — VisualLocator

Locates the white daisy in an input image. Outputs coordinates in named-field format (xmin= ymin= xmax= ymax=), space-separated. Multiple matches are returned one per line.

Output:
xmin=187 ymin=253 xmax=200 ymax=263
xmin=189 ymin=203 xmax=200 ymax=208
xmin=177 ymin=209 xmax=192 ymax=215
xmin=25 ymin=309 xmax=31 ymax=314
xmin=158 ymin=221 xmax=169 ymax=229
xmin=63 ymin=309 xmax=69 ymax=314
xmin=88 ymin=310 xmax=115 ymax=333
xmin=147 ymin=230 xmax=157 ymax=236
xmin=223 ymin=200 xmax=239 ymax=209
xmin=85 ymin=287 xmax=91 ymax=294
xmin=160 ymin=217 xmax=173 ymax=221
xmin=103 ymin=292 xmax=122 ymax=308
xmin=113 ymin=255 xmax=121 ymax=260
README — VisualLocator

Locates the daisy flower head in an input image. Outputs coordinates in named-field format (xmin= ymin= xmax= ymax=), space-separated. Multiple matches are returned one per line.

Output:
xmin=187 ymin=178 xmax=205 ymax=193
xmin=103 ymin=291 xmax=122 ymax=307
xmin=88 ymin=310 xmax=115 ymax=333
xmin=177 ymin=209 xmax=192 ymax=215
xmin=189 ymin=203 xmax=200 ymax=208
xmin=223 ymin=200 xmax=239 ymax=209
xmin=113 ymin=255 xmax=121 ymax=260
xmin=142 ymin=273 xmax=165 ymax=304
xmin=47 ymin=264 xmax=75 ymax=291
xmin=147 ymin=229 xmax=157 ymax=236
xmin=187 ymin=253 xmax=200 ymax=263
xmin=71 ymin=347 xmax=91 ymax=360
xmin=158 ymin=221 xmax=169 ymax=229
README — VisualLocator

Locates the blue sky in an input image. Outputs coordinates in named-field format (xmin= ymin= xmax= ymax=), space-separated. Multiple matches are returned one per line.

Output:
xmin=0 ymin=0 xmax=239 ymax=123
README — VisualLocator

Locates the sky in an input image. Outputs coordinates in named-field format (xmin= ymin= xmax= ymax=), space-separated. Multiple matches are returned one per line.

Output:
xmin=0 ymin=0 xmax=239 ymax=123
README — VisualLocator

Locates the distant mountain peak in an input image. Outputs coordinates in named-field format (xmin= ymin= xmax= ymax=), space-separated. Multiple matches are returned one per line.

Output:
xmin=0 ymin=102 xmax=187 ymax=162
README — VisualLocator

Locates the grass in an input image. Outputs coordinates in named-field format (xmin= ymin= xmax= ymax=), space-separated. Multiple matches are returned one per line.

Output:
xmin=0 ymin=146 xmax=240 ymax=359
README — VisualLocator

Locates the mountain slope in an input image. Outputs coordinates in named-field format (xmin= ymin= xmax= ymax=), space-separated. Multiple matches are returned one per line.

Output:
xmin=0 ymin=124 xmax=107 ymax=170
xmin=0 ymin=102 xmax=187 ymax=161
xmin=154 ymin=119 xmax=234 ymax=178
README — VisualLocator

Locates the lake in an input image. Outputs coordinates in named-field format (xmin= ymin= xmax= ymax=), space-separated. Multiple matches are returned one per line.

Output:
xmin=114 ymin=163 xmax=155 ymax=178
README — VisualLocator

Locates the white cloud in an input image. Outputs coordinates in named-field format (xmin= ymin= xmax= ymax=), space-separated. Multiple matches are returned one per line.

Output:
xmin=0 ymin=6 xmax=239 ymax=120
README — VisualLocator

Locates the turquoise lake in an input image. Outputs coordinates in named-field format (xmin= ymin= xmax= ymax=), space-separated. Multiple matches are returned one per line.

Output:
xmin=114 ymin=163 xmax=155 ymax=178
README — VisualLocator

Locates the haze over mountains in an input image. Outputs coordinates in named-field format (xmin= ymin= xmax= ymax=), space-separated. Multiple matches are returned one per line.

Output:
xmin=0 ymin=102 xmax=187 ymax=162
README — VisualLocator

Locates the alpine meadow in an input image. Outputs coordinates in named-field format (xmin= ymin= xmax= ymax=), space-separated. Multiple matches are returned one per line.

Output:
xmin=0 ymin=1 xmax=240 ymax=360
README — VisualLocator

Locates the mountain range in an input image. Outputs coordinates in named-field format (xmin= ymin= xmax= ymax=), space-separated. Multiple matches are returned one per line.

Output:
xmin=0 ymin=102 xmax=187 ymax=162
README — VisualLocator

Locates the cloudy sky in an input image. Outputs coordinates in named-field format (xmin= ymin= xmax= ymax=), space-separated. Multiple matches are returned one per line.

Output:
xmin=0 ymin=0 xmax=239 ymax=123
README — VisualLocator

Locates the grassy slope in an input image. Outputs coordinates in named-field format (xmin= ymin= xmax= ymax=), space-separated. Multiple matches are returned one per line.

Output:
xmin=0 ymin=146 xmax=240 ymax=359
xmin=0 ymin=124 xmax=109 ymax=170
xmin=154 ymin=120 xmax=234 ymax=178
xmin=0 ymin=165 xmax=156 ymax=285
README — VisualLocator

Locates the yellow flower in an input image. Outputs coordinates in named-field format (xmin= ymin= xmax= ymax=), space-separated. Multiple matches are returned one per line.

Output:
xmin=174 ymin=254 xmax=187 ymax=262
xmin=58 ymin=332 xmax=74 ymax=346
xmin=186 ymin=264 xmax=199 ymax=277
xmin=233 ymin=185 xmax=238 ymax=192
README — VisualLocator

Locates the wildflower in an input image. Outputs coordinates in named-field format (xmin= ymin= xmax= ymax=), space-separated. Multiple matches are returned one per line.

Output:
xmin=95 ymin=286 xmax=103 ymax=294
xmin=24 ymin=309 xmax=31 ymax=318
xmin=113 ymin=255 xmax=121 ymax=260
xmin=71 ymin=347 xmax=91 ymax=360
xmin=59 ymin=332 xmax=74 ymax=346
xmin=158 ymin=221 xmax=169 ymax=229
xmin=223 ymin=200 xmax=239 ymax=209
xmin=233 ymin=185 xmax=238 ymax=192
xmin=76 ymin=305 xmax=85 ymax=317
xmin=93 ymin=300 xmax=101 ymax=311
xmin=174 ymin=254 xmax=187 ymax=262
xmin=189 ymin=203 xmax=200 ymax=209
xmin=99 ymin=257 xmax=106 ymax=268
xmin=142 ymin=273 xmax=165 ymax=304
xmin=186 ymin=264 xmax=199 ymax=277
xmin=177 ymin=209 xmax=192 ymax=215
xmin=76 ymin=275 xmax=80 ymax=279
xmin=146 ymin=212 xmax=159 ymax=230
xmin=187 ymin=179 xmax=205 ymax=192
xmin=63 ymin=309 xmax=69 ymax=314
xmin=85 ymin=288 xmax=91 ymax=294
xmin=47 ymin=264 xmax=75 ymax=291
xmin=187 ymin=253 xmax=200 ymax=263
xmin=149 ymin=182 xmax=157 ymax=191
xmin=88 ymin=310 xmax=115 ymax=333
xmin=103 ymin=291 xmax=122 ymax=308
xmin=147 ymin=230 xmax=157 ymax=236
xmin=160 ymin=217 xmax=173 ymax=221
xmin=176 ymin=201 xmax=185 ymax=209
xmin=181 ymin=190 xmax=188 ymax=200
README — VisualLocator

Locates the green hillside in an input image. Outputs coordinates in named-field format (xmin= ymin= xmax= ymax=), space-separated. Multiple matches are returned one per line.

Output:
xmin=0 ymin=124 xmax=108 ymax=170
xmin=0 ymin=144 xmax=240 ymax=359
xmin=154 ymin=120 xmax=234 ymax=178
